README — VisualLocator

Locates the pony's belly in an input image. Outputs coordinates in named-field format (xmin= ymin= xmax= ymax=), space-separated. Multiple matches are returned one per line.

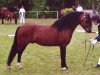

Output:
xmin=37 ymin=43 xmax=57 ymax=46
xmin=35 ymin=39 xmax=58 ymax=46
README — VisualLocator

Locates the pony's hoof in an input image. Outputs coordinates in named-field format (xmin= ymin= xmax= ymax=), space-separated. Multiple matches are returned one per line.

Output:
xmin=62 ymin=67 xmax=68 ymax=70
xmin=18 ymin=65 xmax=22 ymax=69
xmin=17 ymin=63 xmax=22 ymax=69
xmin=7 ymin=66 xmax=11 ymax=70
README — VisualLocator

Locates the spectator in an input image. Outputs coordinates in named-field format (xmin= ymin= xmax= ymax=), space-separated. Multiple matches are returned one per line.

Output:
xmin=76 ymin=5 xmax=83 ymax=12
xmin=19 ymin=6 xmax=25 ymax=23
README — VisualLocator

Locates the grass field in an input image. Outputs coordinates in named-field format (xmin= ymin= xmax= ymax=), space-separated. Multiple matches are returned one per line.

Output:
xmin=0 ymin=19 xmax=100 ymax=75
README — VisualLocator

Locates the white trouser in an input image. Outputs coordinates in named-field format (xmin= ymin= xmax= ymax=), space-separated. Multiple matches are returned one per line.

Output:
xmin=97 ymin=57 xmax=100 ymax=65
xmin=20 ymin=16 xmax=25 ymax=23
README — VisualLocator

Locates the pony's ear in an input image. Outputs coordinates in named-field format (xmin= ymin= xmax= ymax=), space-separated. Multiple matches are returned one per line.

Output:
xmin=84 ymin=12 xmax=91 ymax=17
xmin=84 ymin=12 xmax=90 ymax=14
xmin=80 ymin=12 xmax=90 ymax=21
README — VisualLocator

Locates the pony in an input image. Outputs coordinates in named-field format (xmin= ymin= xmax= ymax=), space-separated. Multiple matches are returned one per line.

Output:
xmin=4 ymin=10 xmax=17 ymax=24
xmin=7 ymin=11 xmax=92 ymax=70
xmin=0 ymin=7 xmax=17 ymax=24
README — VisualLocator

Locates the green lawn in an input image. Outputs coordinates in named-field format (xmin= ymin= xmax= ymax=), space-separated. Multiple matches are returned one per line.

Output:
xmin=0 ymin=19 xmax=100 ymax=75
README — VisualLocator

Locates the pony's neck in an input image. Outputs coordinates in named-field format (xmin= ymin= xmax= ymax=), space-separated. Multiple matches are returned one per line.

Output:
xmin=69 ymin=23 xmax=79 ymax=32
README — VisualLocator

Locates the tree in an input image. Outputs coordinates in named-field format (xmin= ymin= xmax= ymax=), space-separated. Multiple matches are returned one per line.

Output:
xmin=80 ymin=0 xmax=100 ymax=13
xmin=46 ymin=0 xmax=63 ymax=10
xmin=93 ymin=0 xmax=100 ymax=12
xmin=47 ymin=0 xmax=76 ymax=11
xmin=63 ymin=0 xmax=76 ymax=8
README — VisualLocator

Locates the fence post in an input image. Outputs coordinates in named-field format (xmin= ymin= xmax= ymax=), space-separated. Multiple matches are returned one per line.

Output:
xmin=36 ymin=11 xmax=39 ymax=19
xmin=56 ymin=11 xmax=59 ymax=19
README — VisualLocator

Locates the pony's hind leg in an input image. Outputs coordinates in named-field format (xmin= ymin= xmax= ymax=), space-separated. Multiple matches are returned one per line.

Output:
xmin=7 ymin=47 xmax=17 ymax=69
xmin=7 ymin=27 xmax=20 ymax=69
xmin=17 ymin=45 xmax=27 ymax=68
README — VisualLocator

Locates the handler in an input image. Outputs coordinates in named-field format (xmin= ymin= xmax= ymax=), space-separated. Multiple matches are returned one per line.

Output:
xmin=76 ymin=5 xmax=83 ymax=12
xmin=91 ymin=14 xmax=100 ymax=68
xmin=19 ymin=6 xmax=25 ymax=23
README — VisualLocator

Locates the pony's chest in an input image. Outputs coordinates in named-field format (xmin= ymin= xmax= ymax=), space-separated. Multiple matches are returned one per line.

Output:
xmin=57 ymin=31 xmax=72 ymax=44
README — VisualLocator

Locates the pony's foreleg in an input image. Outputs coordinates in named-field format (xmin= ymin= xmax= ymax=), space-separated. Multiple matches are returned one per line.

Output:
xmin=14 ymin=15 xmax=17 ymax=24
xmin=60 ymin=46 xmax=68 ymax=70
xmin=15 ymin=17 xmax=17 ymax=24
xmin=1 ymin=15 xmax=4 ymax=24
xmin=17 ymin=45 xmax=27 ymax=68
xmin=2 ymin=18 xmax=4 ymax=24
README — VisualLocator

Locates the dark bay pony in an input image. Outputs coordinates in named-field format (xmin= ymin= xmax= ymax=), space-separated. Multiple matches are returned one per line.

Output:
xmin=7 ymin=12 xmax=92 ymax=70
xmin=4 ymin=10 xmax=17 ymax=24
xmin=0 ymin=7 xmax=17 ymax=24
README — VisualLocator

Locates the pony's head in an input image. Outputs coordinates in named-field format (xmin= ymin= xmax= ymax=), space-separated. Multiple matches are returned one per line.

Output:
xmin=52 ymin=12 xmax=92 ymax=32
xmin=79 ymin=12 xmax=92 ymax=33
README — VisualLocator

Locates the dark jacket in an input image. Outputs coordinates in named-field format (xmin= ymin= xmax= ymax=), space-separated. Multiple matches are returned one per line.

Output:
xmin=91 ymin=14 xmax=100 ymax=41
xmin=98 ymin=24 xmax=100 ymax=36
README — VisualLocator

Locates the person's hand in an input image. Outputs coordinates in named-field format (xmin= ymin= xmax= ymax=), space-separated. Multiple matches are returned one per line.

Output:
xmin=91 ymin=39 xmax=97 ymax=45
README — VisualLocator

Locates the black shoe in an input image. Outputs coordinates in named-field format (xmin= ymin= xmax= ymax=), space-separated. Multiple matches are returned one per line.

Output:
xmin=95 ymin=64 xmax=100 ymax=68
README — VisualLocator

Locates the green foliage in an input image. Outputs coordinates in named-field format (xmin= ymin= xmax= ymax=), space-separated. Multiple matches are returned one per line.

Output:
xmin=80 ymin=0 xmax=100 ymax=10
xmin=80 ymin=0 xmax=92 ymax=5
xmin=94 ymin=0 xmax=100 ymax=12
xmin=0 ymin=0 xmax=100 ymax=11
xmin=24 ymin=0 xmax=47 ymax=18
xmin=27 ymin=0 xmax=47 ymax=11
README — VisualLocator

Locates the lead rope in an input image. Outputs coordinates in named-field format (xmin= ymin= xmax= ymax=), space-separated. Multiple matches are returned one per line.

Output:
xmin=85 ymin=33 xmax=87 ymax=53
xmin=83 ymin=33 xmax=95 ymax=66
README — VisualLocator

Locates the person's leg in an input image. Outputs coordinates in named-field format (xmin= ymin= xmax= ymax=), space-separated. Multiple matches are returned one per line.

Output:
xmin=22 ymin=16 xmax=25 ymax=23
xmin=20 ymin=17 xmax=22 ymax=23
xmin=95 ymin=57 xmax=100 ymax=68
xmin=95 ymin=36 xmax=100 ymax=41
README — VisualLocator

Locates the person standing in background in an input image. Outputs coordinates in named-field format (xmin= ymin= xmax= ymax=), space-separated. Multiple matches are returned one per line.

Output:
xmin=76 ymin=5 xmax=83 ymax=12
xmin=19 ymin=6 xmax=25 ymax=23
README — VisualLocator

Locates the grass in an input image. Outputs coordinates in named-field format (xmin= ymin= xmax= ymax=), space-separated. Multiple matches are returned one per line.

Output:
xmin=0 ymin=19 xmax=100 ymax=75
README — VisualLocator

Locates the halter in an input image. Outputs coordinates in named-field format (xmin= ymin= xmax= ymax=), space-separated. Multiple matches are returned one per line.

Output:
xmin=80 ymin=13 xmax=88 ymax=24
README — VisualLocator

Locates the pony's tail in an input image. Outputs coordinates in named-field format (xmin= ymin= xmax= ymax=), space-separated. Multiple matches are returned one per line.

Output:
xmin=7 ymin=27 xmax=20 ymax=66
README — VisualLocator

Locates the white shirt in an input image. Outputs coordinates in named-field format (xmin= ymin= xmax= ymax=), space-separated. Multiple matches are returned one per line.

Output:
xmin=19 ymin=7 xmax=25 ymax=13
xmin=76 ymin=6 xmax=83 ymax=12
xmin=19 ymin=7 xmax=25 ymax=17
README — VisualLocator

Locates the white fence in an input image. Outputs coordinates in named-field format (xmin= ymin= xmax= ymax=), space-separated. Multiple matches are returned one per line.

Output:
xmin=25 ymin=11 xmax=59 ymax=19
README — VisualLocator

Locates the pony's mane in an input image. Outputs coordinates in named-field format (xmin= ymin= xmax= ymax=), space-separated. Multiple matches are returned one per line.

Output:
xmin=51 ymin=11 xmax=84 ymax=31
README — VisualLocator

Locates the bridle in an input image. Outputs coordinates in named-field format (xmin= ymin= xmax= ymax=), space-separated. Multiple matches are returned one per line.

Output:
xmin=80 ymin=12 xmax=92 ymax=33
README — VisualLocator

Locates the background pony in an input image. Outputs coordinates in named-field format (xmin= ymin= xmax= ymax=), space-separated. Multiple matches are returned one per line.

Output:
xmin=4 ymin=10 xmax=17 ymax=24
xmin=0 ymin=6 xmax=18 ymax=24
xmin=7 ymin=11 xmax=92 ymax=70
